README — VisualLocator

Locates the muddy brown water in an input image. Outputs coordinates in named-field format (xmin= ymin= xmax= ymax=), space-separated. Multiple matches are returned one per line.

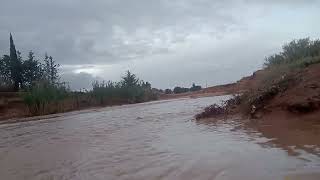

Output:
xmin=0 ymin=96 xmax=319 ymax=180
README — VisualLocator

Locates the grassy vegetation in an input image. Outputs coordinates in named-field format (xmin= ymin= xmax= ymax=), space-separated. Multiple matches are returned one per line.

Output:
xmin=22 ymin=71 xmax=159 ymax=116
xmin=91 ymin=79 xmax=158 ymax=105
xmin=23 ymin=82 xmax=71 ymax=115
xmin=0 ymin=34 xmax=160 ymax=117
xmin=196 ymin=38 xmax=320 ymax=119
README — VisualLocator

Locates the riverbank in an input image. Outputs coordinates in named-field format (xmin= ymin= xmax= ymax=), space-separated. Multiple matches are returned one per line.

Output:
xmin=0 ymin=94 xmax=145 ymax=122
xmin=0 ymin=82 xmax=240 ymax=122
xmin=0 ymin=71 xmax=159 ymax=122
xmin=0 ymin=91 xmax=230 ymax=123
xmin=196 ymin=58 xmax=320 ymax=124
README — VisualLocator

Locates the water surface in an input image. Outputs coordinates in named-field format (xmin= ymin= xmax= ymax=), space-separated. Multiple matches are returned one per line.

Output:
xmin=0 ymin=96 xmax=319 ymax=180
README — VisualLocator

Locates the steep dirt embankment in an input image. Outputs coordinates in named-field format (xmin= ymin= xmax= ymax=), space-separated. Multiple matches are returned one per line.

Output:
xmin=196 ymin=63 xmax=320 ymax=121
xmin=251 ymin=63 xmax=320 ymax=121
xmin=235 ymin=69 xmax=269 ymax=91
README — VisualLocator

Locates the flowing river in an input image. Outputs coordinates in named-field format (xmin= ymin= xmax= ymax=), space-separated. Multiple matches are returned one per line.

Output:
xmin=0 ymin=96 xmax=320 ymax=180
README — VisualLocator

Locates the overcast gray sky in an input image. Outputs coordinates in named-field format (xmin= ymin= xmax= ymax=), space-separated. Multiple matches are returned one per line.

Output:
xmin=1 ymin=0 xmax=320 ymax=89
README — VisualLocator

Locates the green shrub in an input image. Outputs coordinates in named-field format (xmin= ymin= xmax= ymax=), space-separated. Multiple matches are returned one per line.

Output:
xmin=23 ymin=81 xmax=70 ymax=115
xmin=90 ymin=71 xmax=158 ymax=105
xmin=264 ymin=38 xmax=320 ymax=68
xmin=288 ymin=56 xmax=320 ymax=69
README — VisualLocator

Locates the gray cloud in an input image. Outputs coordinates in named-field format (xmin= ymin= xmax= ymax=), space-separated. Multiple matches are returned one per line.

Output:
xmin=0 ymin=0 xmax=239 ymax=63
xmin=1 ymin=0 xmax=320 ymax=89
xmin=61 ymin=72 xmax=101 ymax=90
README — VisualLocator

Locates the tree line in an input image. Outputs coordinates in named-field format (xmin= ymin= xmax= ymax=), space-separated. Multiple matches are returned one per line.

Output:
xmin=0 ymin=34 xmax=59 ymax=91
xmin=0 ymin=34 xmax=158 ymax=116
xmin=164 ymin=83 xmax=202 ymax=94
xmin=0 ymin=34 xmax=204 ymax=116
xmin=91 ymin=71 xmax=157 ymax=104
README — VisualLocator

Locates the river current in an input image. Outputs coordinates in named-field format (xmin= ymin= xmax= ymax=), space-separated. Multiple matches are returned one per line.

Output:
xmin=0 ymin=96 xmax=319 ymax=180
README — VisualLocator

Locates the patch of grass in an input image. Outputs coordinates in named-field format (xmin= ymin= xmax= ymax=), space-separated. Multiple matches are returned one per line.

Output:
xmin=23 ymin=82 xmax=71 ymax=115
xmin=288 ymin=56 xmax=320 ymax=69
xmin=22 ymin=72 xmax=159 ymax=116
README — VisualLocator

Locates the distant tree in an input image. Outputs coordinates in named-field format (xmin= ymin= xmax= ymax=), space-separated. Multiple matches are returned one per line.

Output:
xmin=190 ymin=83 xmax=202 ymax=92
xmin=91 ymin=71 xmax=158 ymax=104
xmin=121 ymin=70 xmax=139 ymax=87
xmin=9 ymin=33 xmax=23 ymax=90
xmin=151 ymin=88 xmax=163 ymax=94
xmin=0 ymin=55 xmax=12 ymax=88
xmin=173 ymin=86 xmax=189 ymax=94
xmin=164 ymin=89 xmax=172 ymax=94
xmin=142 ymin=81 xmax=151 ymax=89
xmin=43 ymin=53 xmax=59 ymax=85
xmin=1 ymin=34 xmax=64 ymax=93
xmin=310 ymin=39 xmax=320 ymax=57
xmin=22 ymin=51 xmax=42 ymax=88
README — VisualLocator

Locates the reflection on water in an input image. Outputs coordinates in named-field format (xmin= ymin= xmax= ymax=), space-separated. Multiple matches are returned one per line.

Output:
xmin=0 ymin=96 xmax=319 ymax=180
xmin=246 ymin=117 xmax=320 ymax=158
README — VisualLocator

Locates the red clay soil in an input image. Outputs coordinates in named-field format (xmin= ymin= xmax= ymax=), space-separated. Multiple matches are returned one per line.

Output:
xmin=197 ymin=63 xmax=320 ymax=130
xmin=235 ymin=69 xmax=270 ymax=90
xmin=218 ymin=63 xmax=320 ymax=122
xmin=258 ymin=64 xmax=320 ymax=120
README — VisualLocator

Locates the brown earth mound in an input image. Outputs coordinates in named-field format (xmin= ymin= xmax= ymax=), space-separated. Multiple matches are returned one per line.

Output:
xmin=196 ymin=63 xmax=320 ymax=122
xmin=258 ymin=64 xmax=320 ymax=119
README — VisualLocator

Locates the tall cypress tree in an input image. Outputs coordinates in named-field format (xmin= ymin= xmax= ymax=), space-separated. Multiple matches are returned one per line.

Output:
xmin=9 ymin=33 xmax=22 ymax=90
xmin=9 ymin=33 xmax=18 ymax=63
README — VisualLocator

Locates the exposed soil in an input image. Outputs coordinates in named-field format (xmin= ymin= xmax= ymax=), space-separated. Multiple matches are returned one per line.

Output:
xmin=198 ymin=63 xmax=320 ymax=121
xmin=252 ymin=63 xmax=320 ymax=121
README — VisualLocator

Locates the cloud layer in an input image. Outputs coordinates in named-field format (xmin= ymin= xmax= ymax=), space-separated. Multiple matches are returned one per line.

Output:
xmin=1 ymin=0 xmax=320 ymax=89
